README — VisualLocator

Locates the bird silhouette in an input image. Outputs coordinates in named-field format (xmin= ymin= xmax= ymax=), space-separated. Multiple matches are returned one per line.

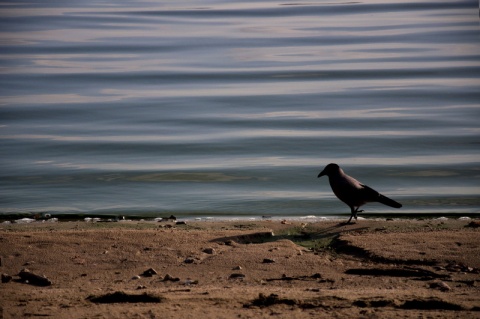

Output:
xmin=318 ymin=163 xmax=402 ymax=223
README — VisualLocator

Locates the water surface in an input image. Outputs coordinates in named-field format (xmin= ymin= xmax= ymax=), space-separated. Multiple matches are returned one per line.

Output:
xmin=1 ymin=0 xmax=479 ymax=218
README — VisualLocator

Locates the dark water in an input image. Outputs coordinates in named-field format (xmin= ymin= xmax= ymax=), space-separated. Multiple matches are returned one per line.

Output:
xmin=1 ymin=0 xmax=479 ymax=219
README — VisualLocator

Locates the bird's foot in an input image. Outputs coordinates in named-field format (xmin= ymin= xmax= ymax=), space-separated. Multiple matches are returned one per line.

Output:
xmin=353 ymin=209 xmax=363 ymax=220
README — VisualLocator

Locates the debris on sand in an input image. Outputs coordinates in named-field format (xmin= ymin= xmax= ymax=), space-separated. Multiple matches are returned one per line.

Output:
xmin=155 ymin=215 xmax=177 ymax=222
xmin=87 ymin=291 xmax=163 ymax=304
xmin=2 ymin=273 xmax=12 ymax=283
xmin=352 ymin=297 xmax=465 ymax=310
xmin=265 ymin=273 xmax=322 ymax=282
xmin=163 ymin=274 xmax=180 ymax=282
xmin=202 ymin=247 xmax=215 ymax=254
xmin=18 ymin=269 xmax=52 ymax=286
xmin=429 ymin=281 xmax=451 ymax=292
xmin=445 ymin=262 xmax=478 ymax=273
xmin=245 ymin=293 xmax=296 ymax=308
xmin=184 ymin=278 xmax=199 ymax=285
xmin=465 ymin=220 xmax=480 ymax=228
xmin=345 ymin=267 xmax=448 ymax=279
xmin=141 ymin=268 xmax=158 ymax=277
xmin=229 ymin=273 xmax=245 ymax=279
xmin=400 ymin=298 xmax=463 ymax=310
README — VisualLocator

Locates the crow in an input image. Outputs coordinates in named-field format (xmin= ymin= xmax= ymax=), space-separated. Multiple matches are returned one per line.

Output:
xmin=318 ymin=163 xmax=402 ymax=223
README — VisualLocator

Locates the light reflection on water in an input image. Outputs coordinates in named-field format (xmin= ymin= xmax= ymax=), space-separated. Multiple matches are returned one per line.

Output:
xmin=0 ymin=0 xmax=479 ymax=217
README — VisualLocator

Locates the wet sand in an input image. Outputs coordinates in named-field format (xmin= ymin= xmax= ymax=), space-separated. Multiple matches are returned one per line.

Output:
xmin=1 ymin=218 xmax=479 ymax=318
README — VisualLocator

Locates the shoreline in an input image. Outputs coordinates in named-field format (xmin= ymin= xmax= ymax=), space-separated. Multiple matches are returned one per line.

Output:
xmin=2 ymin=211 xmax=480 ymax=224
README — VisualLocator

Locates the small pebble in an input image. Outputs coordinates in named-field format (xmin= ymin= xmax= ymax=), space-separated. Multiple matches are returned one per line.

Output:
xmin=2 ymin=273 xmax=12 ymax=283
xmin=229 ymin=273 xmax=245 ymax=279
xmin=163 ymin=274 xmax=180 ymax=281
xmin=184 ymin=279 xmax=199 ymax=285
xmin=224 ymin=240 xmax=236 ymax=246
xmin=203 ymin=248 xmax=215 ymax=254
xmin=262 ymin=258 xmax=275 ymax=264
xmin=430 ymin=281 xmax=451 ymax=292
xmin=141 ymin=268 xmax=158 ymax=277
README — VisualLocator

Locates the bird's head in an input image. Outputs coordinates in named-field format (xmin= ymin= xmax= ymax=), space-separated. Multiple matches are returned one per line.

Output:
xmin=317 ymin=163 xmax=341 ymax=178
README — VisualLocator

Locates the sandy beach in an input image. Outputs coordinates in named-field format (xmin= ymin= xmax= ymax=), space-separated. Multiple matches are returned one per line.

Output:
xmin=1 ymin=218 xmax=479 ymax=318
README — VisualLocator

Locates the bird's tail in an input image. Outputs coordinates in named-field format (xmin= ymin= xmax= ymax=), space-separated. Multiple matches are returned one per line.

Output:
xmin=378 ymin=194 xmax=402 ymax=208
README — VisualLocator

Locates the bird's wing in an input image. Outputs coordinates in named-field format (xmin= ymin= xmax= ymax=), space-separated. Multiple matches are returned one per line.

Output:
xmin=330 ymin=175 xmax=367 ymax=207
xmin=359 ymin=184 xmax=381 ymax=201
xmin=361 ymin=184 xmax=402 ymax=208
xmin=360 ymin=183 xmax=379 ymax=194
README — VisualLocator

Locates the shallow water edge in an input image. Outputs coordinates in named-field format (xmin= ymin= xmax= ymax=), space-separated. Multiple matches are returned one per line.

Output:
xmin=1 ymin=212 xmax=479 ymax=224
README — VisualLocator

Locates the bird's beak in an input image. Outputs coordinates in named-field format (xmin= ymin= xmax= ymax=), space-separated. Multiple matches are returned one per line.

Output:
xmin=317 ymin=170 xmax=325 ymax=178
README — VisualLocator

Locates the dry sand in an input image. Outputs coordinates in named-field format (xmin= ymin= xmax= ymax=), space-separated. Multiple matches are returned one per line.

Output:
xmin=1 ymin=218 xmax=479 ymax=318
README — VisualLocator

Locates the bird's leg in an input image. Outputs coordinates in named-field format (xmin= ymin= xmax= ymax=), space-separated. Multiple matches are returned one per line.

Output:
xmin=347 ymin=207 xmax=355 ymax=224
xmin=353 ymin=207 xmax=364 ymax=220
